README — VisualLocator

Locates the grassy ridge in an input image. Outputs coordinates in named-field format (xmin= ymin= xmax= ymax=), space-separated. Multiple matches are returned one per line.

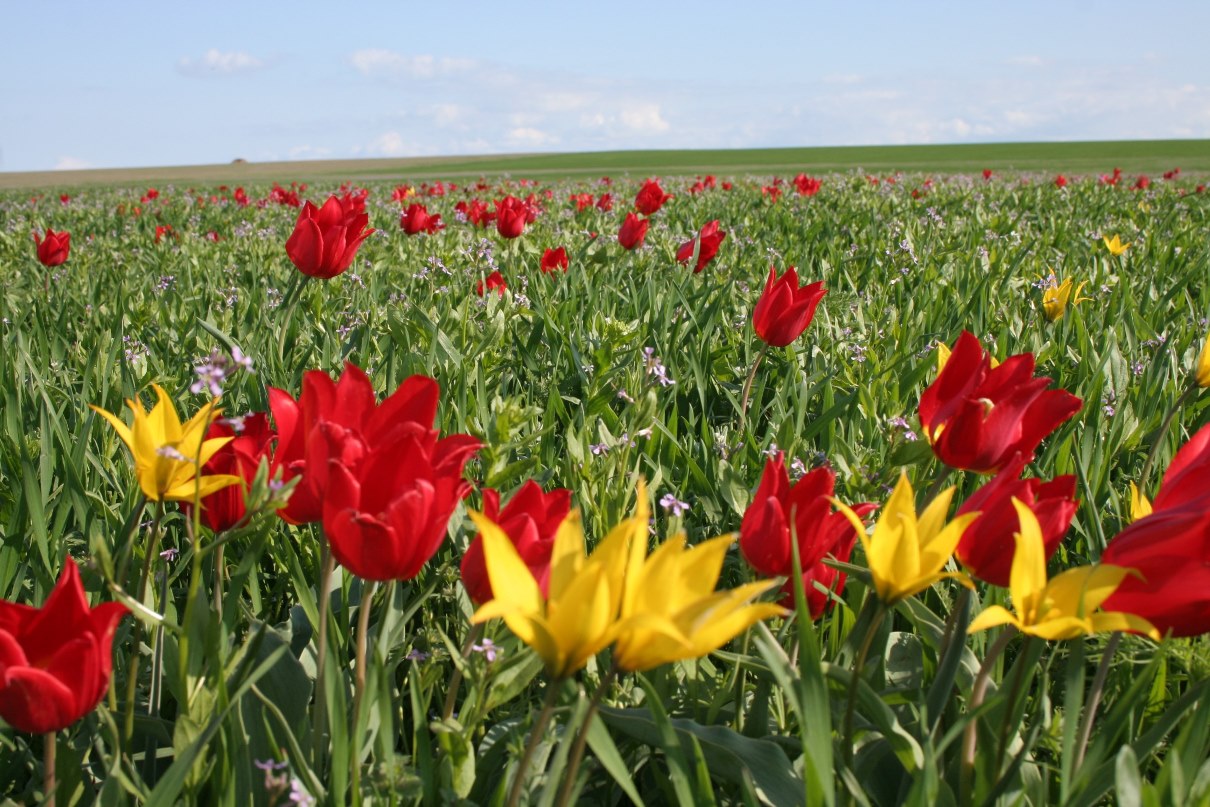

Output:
xmin=2 ymin=139 xmax=1207 ymax=190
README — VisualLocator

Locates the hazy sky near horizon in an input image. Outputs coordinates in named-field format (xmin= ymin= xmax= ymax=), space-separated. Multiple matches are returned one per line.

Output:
xmin=3 ymin=1 xmax=1209 ymax=172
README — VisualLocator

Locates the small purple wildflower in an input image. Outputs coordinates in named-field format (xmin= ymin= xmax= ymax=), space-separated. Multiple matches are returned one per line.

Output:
xmin=472 ymin=638 xmax=500 ymax=662
xmin=659 ymin=493 xmax=690 ymax=517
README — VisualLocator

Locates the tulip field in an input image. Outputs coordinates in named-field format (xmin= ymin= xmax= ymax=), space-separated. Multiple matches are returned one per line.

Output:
xmin=2 ymin=161 xmax=1210 ymax=806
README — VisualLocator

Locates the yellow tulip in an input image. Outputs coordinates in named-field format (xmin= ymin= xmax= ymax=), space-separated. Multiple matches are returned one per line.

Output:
xmin=1102 ymin=235 xmax=1131 ymax=256
xmin=1196 ymin=330 xmax=1210 ymax=388
xmin=968 ymin=500 xmax=1159 ymax=640
xmin=1041 ymin=276 xmax=1090 ymax=322
xmin=609 ymin=532 xmax=787 ymax=673
xmin=470 ymin=493 xmax=645 ymax=679
xmin=1128 ymin=482 xmax=1153 ymax=522
xmin=834 ymin=472 xmax=977 ymax=606
xmin=91 ymin=384 xmax=240 ymax=502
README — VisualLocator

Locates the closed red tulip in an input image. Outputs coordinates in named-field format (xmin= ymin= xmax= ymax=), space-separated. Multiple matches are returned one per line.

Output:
xmin=793 ymin=174 xmax=822 ymax=196
xmin=459 ymin=481 xmax=572 ymax=604
xmin=399 ymin=203 xmax=444 ymax=235
xmin=494 ymin=196 xmax=528 ymax=239
xmin=268 ymin=365 xmax=443 ymax=525
xmin=540 ymin=246 xmax=569 ymax=274
xmin=284 ymin=195 xmax=375 ymax=279
xmin=1101 ymin=423 xmax=1210 ymax=636
xmin=634 ymin=179 xmax=673 ymax=216
xmin=955 ymin=454 xmax=1078 ymax=587
xmin=740 ymin=456 xmax=875 ymax=618
xmin=676 ymin=220 xmax=727 ymax=272
xmin=918 ymin=331 xmax=1082 ymax=473
xmin=34 ymin=228 xmax=71 ymax=267
xmin=617 ymin=213 xmax=649 ymax=250
xmin=0 ymin=558 xmax=128 ymax=734
xmin=1054 ymin=175 xmax=1068 ymax=189
xmin=752 ymin=266 xmax=826 ymax=347
xmin=183 ymin=413 xmax=277 ymax=533
xmin=477 ymin=270 xmax=507 ymax=297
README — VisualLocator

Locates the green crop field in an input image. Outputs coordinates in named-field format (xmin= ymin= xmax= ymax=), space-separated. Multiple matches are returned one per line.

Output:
xmin=0 ymin=159 xmax=1208 ymax=806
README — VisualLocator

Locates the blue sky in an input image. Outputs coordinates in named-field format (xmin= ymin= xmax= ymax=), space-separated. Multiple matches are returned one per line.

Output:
xmin=3 ymin=1 xmax=1208 ymax=172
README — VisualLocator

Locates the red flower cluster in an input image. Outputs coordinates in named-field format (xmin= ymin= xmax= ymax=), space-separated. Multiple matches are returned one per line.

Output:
xmin=793 ymin=174 xmax=822 ymax=196
xmin=540 ymin=246 xmax=569 ymax=274
xmin=478 ymin=270 xmax=507 ymax=297
xmin=285 ymin=195 xmax=375 ymax=279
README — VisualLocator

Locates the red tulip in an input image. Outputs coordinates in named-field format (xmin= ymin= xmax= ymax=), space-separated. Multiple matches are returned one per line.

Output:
xmin=477 ymin=270 xmax=507 ymax=297
xmin=982 ymin=169 xmax=993 ymax=181
xmin=751 ymin=266 xmax=826 ymax=347
xmin=399 ymin=203 xmax=444 ymax=235
xmin=456 ymin=199 xmax=493 ymax=228
xmin=0 ymin=558 xmax=127 ymax=734
xmin=954 ymin=454 xmax=1078 ymax=587
xmin=459 ymin=481 xmax=572 ymax=604
xmin=183 ymin=413 xmax=277 ymax=533
xmin=739 ymin=456 xmax=875 ymax=618
xmin=33 ymin=228 xmax=70 ymax=267
xmin=570 ymin=193 xmax=594 ymax=212
xmin=268 ymin=365 xmax=443 ymax=525
xmin=540 ymin=246 xmax=569 ymax=274
xmin=634 ymin=179 xmax=673 ymax=216
xmin=676 ymin=220 xmax=727 ymax=273
xmin=793 ymin=174 xmax=822 ymax=196
xmin=595 ymin=193 xmax=614 ymax=212
xmin=918 ymin=331 xmax=1082 ymax=473
xmin=284 ymin=195 xmax=375 ymax=279
xmin=617 ymin=213 xmax=649 ymax=250
xmin=1101 ymin=424 xmax=1210 ymax=636
xmin=494 ymin=196 xmax=528 ymax=239
xmin=1054 ymin=175 xmax=1068 ymax=189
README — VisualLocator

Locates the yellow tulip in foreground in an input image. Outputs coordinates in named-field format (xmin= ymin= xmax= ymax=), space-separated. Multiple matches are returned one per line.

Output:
xmin=470 ymin=498 xmax=644 ymax=679
xmin=610 ymin=532 xmax=787 ymax=673
xmin=968 ymin=499 xmax=1159 ymax=640
xmin=90 ymin=384 xmax=240 ymax=502
xmin=1102 ymin=234 xmax=1131 ymax=256
xmin=1041 ymin=276 xmax=1090 ymax=322
xmin=834 ymin=472 xmax=977 ymax=606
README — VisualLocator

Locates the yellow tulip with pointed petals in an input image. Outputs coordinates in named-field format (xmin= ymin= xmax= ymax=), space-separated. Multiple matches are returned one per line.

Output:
xmin=470 ymin=491 xmax=645 ymax=679
xmin=90 ymin=384 xmax=240 ymax=502
xmin=1102 ymin=235 xmax=1131 ymax=256
xmin=610 ymin=532 xmax=787 ymax=673
xmin=834 ymin=472 xmax=977 ymax=606
xmin=968 ymin=499 xmax=1159 ymax=640
xmin=1041 ymin=276 xmax=1091 ymax=322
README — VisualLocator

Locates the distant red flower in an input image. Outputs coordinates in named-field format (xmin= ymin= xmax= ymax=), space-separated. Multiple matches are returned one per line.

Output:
xmin=478 ymin=270 xmax=507 ymax=297
xmin=570 ymin=193 xmax=594 ymax=212
xmin=284 ymin=195 xmax=375 ymax=279
xmin=676 ymin=220 xmax=727 ymax=272
xmin=1163 ymin=168 xmax=1181 ymax=180
xmin=143 ymin=187 xmax=160 ymax=201
xmin=793 ymin=174 xmax=822 ymax=196
xmin=392 ymin=184 xmax=414 ymax=202
xmin=752 ymin=266 xmax=826 ymax=347
xmin=617 ymin=213 xmax=649 ymax=250
xmin=154 ymin=224 xmax=175 ymax=243
xmin=205 ymin=230 xmax=221 ymax=243
xmin=399 ymin=203 xmax=444 ymax=235
xmin=702 ymin=175 xmax=717 ymax=190
xmin=762 ymin=185 xmax=782 ymax=203
xmin=540 ymin=246 xmax=569 ymax=274
xmin=982 ymin=169 xmax=993 ymax=181
xmin=1133 ymin=175 xmax=1151 ymax=191
xmin=1054 ymin=175 xmax=1068 ymax=189
xmin=456 ymin=199 xmax=492 ymax=228
xmin=721 ymin=181 xmax=733 ymax=191
xmin=495 ymin=196 xmax=528 ymax=239
xmin=233 ymin=187 xmax=249 ymax=206
xmin=595 ymin=193 xmax=613 ymax=212
xmin=34 ymin=228 xmax=70 ymax=266
xmin=634 ymin=179 xmax=673 ymax=216
xmin=59 ymin=194 xmax=71 ymax=205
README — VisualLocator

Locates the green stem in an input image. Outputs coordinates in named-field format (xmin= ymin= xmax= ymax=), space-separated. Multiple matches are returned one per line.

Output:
xmin=276 ymin=273 xmax=310 ymax=364
xmin=995 ymin=637 xmax=1036 ymax=777
xmin=960 ymin=627 xmax=1017 ymax=806
xmin=142 ymin=547 xmax=173 ymax=782
xmin=1072 ymin=632 xmax=1121 ymax=772
xmin=43 ymin=731 xmax=55 ymax=807
xmin=442 ymin=622 xmax=484 ymax=721
xmin=554 ymin=666 xmax=618 ymax=807
xmin=507 ymin=680 xmax=561 ymax=807
xmin=123 ymin=501 xmax=165 ymax=744
xmin=841 ymin=597 xmax=886 ymax=770
xmin=349 ymin=580 xmax=377 ymax=805
xmin=1139 ymin=385 xmax=1197 ymax=491
xmin=311 ymin=537 xmax=335 ymax=772
xmin=739 ymin=343 xmax=770 ymax=428
xmin=114 ymin=495 xmax=148 ymax=590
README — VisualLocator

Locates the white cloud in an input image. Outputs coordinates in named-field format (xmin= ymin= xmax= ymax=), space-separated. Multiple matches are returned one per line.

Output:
xmin=350 ymin=49 xmax=475 ymax=79
xmin=620 ymin=104 xmax=670 ymax=134
xmin=287 ymin=145 xmax=331 ymax=160
xmin=52 ymin=156 xmax=92 ymax=170
xmin=178 ymin=49 xmax=266 ymax=77
xmin=506 ymin=127 xmax=558 ymax=148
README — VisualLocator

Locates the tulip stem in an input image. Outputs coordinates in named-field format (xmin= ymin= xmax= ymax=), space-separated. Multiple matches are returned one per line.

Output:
xmin=43 ymin=731 xmax=56 ymax=807
xmin=960 ymin=626 xmax=1016 ymax=805
xmin=350 ymin=580 xmax=377 ymax=805
xmin=311 ymin=536 xmax=336 ymax=772
xmin=1072 ymin=631 xmax=1121 ymax=772
xmin=555 ymin=665 xmax=619 ymax=807
xmin=1139 ymin=385 xmax=1197 ymax=492
xmin=275 ymin=273 xmax=310 ymax=365
xmin=841 ymin=598 xmax=886 ymax=771
xmin=995 ymin=637 xmax=1037 ymax=778
xmin=739 ymin=344 xmax=769 ymax=428
xmin=123 ymin=501 xmax=165 ymax=745
xmin=442 ymin=622 xmax=484 ymax=721
xmin=507 ymin=680 xmax=561 ymax=807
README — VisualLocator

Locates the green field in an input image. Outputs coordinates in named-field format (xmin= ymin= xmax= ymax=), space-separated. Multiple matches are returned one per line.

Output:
xmin=2 ymin=139 xmax=1207 ymax=190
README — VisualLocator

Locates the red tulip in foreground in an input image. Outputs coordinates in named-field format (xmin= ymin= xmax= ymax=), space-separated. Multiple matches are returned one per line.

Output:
xmin=919 ymin=331 xmax=1082 ymax=473
xmin=752 ymin=266 xmax=826 ymax=347
xmin=954 ymin=453 xmax=1078 ymax=587
xmin=540 ymin=246 xmax=569 ymax=274
xmin=284 ymin=195 xmax=375 ymax=279
xmin=740 ymin=456 xmax=875 ymax=617
xmin=634 ymin=179 xmax=673 ymax=216
xmin=34 ymin=228 xmax=70 ymax=267
xmin=676 ymin=220 xmax=727 ymax=273
xmin=0 ymin=558 xmax=127 ymax=734
xmin=1101 ymin=423 xmax=1210 ymax=636
xmin=460 ymin=481 xmax=572 ymax=605
xmin=617 ymin=213 xmax=649 ymax=250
